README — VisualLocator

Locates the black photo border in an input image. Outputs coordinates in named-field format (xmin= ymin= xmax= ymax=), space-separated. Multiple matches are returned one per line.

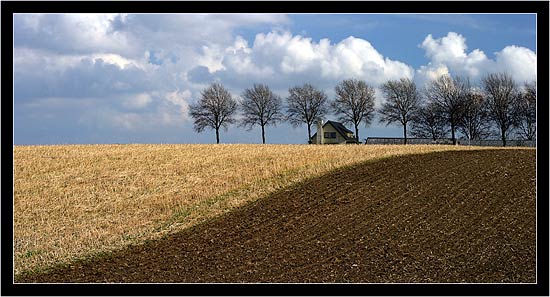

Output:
xmin=1 ymin=1 xmax=548 ymax=296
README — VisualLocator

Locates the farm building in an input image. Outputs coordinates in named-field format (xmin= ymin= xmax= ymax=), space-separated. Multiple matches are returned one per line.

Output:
xmin=365 ymin=137 xmax=455 ymax=145
xmin=310 ymin=120 xmax=358 ymax=144
xmin=365 ymin=137 xmax=536 ymax=147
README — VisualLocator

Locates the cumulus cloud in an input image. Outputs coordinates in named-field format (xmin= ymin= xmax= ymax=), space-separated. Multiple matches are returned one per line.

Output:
xmin=416 ymin=32 xmax=536 ymax=86
xmin=207 ymin=31 xmax=414 ymax=93
xmin=493 ymin=45 xmax=537 ymax=82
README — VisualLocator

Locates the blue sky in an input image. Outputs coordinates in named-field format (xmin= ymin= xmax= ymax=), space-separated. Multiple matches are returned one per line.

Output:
xmin=13 ymin=13 xmax=537 ymax=145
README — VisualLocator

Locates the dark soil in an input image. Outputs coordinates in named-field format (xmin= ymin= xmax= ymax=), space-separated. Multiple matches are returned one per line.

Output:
xmin=17 ymin=149 xmax=536 ymax=283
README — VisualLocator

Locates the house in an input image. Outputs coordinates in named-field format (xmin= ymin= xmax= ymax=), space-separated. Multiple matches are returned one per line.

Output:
xmin=310 ymin=120 xmax=358 ymax=144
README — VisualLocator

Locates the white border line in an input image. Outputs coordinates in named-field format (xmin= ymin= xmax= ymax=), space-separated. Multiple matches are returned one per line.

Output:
xmin=12 ymin=11 xmax=538 ymax=286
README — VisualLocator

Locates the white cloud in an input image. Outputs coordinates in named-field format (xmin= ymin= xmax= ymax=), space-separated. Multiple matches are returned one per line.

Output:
xmin=14 ymin=48 xmax=156 ymax=101
xmin=15 ymin=14 xmax=136 ymax=57
xmin=91 ymin=53 xmax=146 ymax=70
xmin=207 ymin=31 xmax=414 ymax=91
xmin=494 ymin=45 xmax=537 ymax=83
xmin=421 ymin=32 xmax=470 ymax=63
xmin=221 ymin=35 xmax=275 ymax=77
xmin=164 ymin=90 xmax=191 ymax=115
xmin=415 ymin=64 xmax=450 ymax=88
xmin=197 ymin=45 xmax=226 ymax=72
xmin=416 ymin=32 xmax=536 ymax=86
xmin=14 ymin=13 xmax=290 ymax=74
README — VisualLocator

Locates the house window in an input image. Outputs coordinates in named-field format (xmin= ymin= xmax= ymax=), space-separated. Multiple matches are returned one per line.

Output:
xmin=324 ymin=132 xmax=336 ymax=139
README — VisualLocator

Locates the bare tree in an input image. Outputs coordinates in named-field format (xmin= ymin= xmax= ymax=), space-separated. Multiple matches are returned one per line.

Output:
xmin=286 ymin=84 xmax=329 ymax=142
xmin=411 ymin=101 xmax=448 ymax=141
xmin=457 ymin=88 xmax=492 ymax=143
xmin=189 ymin=82 xmax=237 ymax=144
xmin=332 ymin=79 xmax=376 ymax=144
xmin=425 ymin=75 xmax=469 ymax=145
xmin=379 ymin=78 xmax=421 ymax=144
xmin=482 ymin=72 xmax=520 ymax=147
xmin=240 ymin=83 xmax=284 ymax=144
xmin=516 ymin=81 xmax=536 ymax=141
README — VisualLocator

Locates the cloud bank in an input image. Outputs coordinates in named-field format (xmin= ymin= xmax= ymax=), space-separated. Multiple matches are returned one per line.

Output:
xmin=13 ymin=14 xmax=537 ymax=144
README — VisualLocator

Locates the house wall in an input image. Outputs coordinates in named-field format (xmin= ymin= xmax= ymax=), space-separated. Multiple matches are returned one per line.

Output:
xmin=323 ymin=123 xmax=347 ymax=144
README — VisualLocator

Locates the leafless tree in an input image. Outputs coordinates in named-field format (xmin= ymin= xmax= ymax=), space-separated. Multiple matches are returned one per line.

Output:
xmin=411 ymin=101 xmax=448 ymax=141
xmin=189 ymin=82 xmax=237 ymax=144
xmin=240 ymin=83 xmax=284 ymax=144
xmin=286 ymin=84 xmax=329 ymax=142
xmin=332 ymin=79 xmax=376 ymax=144
xmin=379 ymin=78 xmax=421 ymax=144
xmin=425 ymin=75 xmax=470 ymax=145
xmin=457 ymin=88 xmax=492 ymax=143
xmin=516 ymin=81 xmax=536 ymax=141
xmin=482 ymin=72 xmax=520 ymax=147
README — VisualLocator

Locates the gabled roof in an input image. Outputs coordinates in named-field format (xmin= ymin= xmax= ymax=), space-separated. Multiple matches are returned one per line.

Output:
xmin=311 ymin=120 xmax=356 ymax=141
xmin=326 ymin=121 xmax=354 ymax=138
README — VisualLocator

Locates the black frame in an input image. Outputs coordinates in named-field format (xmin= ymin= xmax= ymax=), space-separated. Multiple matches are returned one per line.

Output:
xmin=2 ymin=1 xmax=548 ymax=296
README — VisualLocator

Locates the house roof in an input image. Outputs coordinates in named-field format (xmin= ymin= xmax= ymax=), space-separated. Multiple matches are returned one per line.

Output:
xmin=327 ymin=121 xmax=354 ymax=137
xmin=311 ymin=120 xmax=356 ymax=141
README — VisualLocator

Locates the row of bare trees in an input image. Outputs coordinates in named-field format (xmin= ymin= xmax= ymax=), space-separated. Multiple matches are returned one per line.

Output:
xmin=189 ymin=79 xmax=377 ymax=144
xmin=189 ymin=73 xmax=536 ymax=146
xmin=401 ymin=73 xmax=536 ymax=146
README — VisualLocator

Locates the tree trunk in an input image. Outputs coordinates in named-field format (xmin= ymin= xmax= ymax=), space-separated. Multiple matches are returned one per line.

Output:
xmin=216 ymin=128 xmax=220 ymax=144
xmin=307 ymin=124 xmax=312 ymax=144
xmin=403 ymin=123 xmax=407 ymax=145
xmin=261 ymin=124 xmax=266 ymax=144
xmin=501 ymin=128 xmax=507 ymax=147
xmin=451 ymin=123 xmax=456 ymax=145
xmin=355 ymin=126 xmax=360 ymax=144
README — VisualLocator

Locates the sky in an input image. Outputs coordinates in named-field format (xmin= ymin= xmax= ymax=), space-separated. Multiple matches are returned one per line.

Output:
xmin=13 ymin=13 xmax=537 ymax=145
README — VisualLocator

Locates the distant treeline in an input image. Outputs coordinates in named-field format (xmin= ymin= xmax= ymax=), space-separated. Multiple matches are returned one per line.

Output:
xmin=188 ymin=73 xmax=536 ymax=147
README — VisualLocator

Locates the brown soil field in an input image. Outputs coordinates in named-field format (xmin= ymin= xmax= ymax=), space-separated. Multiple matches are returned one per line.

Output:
xmin=14 ymin=144 xmax=484 ymax=275
xmin=16 ymin=149 xmax=536 ymax=283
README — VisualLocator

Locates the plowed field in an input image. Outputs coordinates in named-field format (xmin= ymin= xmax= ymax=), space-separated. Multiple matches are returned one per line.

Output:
xmin=17 ymin=149 xmax=536 ymax=283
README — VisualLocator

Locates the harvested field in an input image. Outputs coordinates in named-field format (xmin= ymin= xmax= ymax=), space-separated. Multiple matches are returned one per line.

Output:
xmin=14 ymin=144 xmax=485 ymax=275
xmin=17 ymin=149 xmax=536 ymax=283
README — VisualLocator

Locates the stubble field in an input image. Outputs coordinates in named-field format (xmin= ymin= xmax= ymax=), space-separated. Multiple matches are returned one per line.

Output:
xmin=15 ymin=143 xmax=489 ymax=276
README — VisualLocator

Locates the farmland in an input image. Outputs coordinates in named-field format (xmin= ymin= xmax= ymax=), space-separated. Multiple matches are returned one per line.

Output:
xmin=13 ymin=144 xmax=534 ymax=282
